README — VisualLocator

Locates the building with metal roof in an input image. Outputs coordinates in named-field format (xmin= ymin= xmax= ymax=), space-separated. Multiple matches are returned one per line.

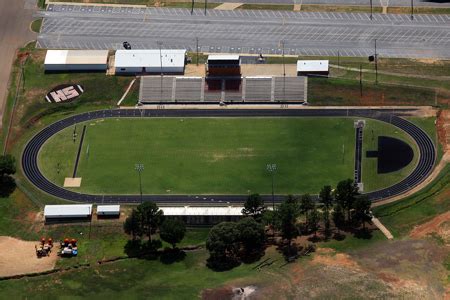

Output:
xmin=114 ymin=49 xmax=186 ymax=74
xmin=97 ymin=205 xmax=120 ymax=216
xmin=44 ymin=204 xmax=93 ymax=220
xmin=44 ymin=50 xmax=109 ymax=72
xmin=161 ymin=206 xmax=244 ymax=225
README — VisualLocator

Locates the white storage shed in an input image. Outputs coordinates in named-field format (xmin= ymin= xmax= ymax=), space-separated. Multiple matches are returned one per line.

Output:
xmin=297 ymin=60 xmax=329 ymax=77
xmin=44 ymin=50 xmax=109 ymax=72
xmin=44 ymin=204 xmax=93 ymax=220
xmin=114 ymin=49 xmax=186 ymax=74
xmin=97 ymin=205 xmax=121 ymax=216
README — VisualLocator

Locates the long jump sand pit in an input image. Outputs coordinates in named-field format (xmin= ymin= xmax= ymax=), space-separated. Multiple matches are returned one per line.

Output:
xmin=0 ymin=236 xmax=58 ymax=277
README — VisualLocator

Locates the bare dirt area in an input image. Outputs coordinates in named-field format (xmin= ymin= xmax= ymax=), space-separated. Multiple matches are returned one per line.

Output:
xmin=410 ymin=211 xmax=450 ymax=243
xmin=204 ymin=240 xmax=448 ymax=299
xmin=0 ymin=236 xmax=58 ymax=277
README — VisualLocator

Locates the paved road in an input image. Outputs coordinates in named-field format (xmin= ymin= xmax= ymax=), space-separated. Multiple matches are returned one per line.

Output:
xmin=211 ymin=0 xmax=450 ymax=7
xmin=0 ymin=0 xmax=36 ymax=128
xmin=36 ymin=4 xmax=450 ymax=59
xmin=22 ymin=108 xmax=436 ymax=205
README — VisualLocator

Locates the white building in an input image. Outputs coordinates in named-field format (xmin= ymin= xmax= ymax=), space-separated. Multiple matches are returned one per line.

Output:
xmin=44 ymin=204 xmax=93 ymax=220
xmin=115 ymin=49 xmax=186 ymax=74
xmin=161 ymin=206 xmax=244 ymax=225
xmin=44 ymin=50 xmax=109 ymax=72
xmin=97 ymin=205 xmax=121 ymax=216
xmin=297 ymin=60 xmax=329 ymax=77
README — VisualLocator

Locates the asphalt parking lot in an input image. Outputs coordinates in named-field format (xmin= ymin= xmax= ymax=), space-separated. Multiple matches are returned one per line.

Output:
xmin=36 ymin=4 xmax=450 ymax=58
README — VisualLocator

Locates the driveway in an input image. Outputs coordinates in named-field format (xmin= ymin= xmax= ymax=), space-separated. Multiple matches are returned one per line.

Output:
xmin=0 ymin=0 xmax=37 ymax=128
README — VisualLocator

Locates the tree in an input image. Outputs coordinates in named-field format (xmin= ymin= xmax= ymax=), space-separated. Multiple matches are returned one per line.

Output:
xmin=0 ymin=155 xmax=16 ymax=198
xmin=319 ymin=185 xmax=334 ymax=209
xmin=123 ymin=209 xmax=143 ymax=240
xmin=160 ymin=219 xmax=186 ymax=249
xmin=136 ymin=201 xmax=164 ymax=241
xmin=322 ymin=207 xmax=331 ymax=238
xmin=285 ymin=194 xmax=298 ymax=205
xmin=332 ymin=204 xmax=345 ymax=233
xmin=334 ymin=179 xmax=359 ymax=222
xmin=352 ymin=196 xmax=372 ymax=229
xmin=308 ymin=205 xmax=320 ymax=237
xmin=206 ymin=222 xmax=241 ymax=270
xmin=241 ymin=193 xmax=265 ymax=221
xmin=237 ymin=217 xmax=265 ymax=256
xmin=300 ymin=194 xmax=314 ymax=221
xmin=0 ymin=155 xmax=16 ymax=176
xmin=320 ymin=186 xmax=333 ymax=238
xmin=277 ymin=198 xmax=300 ymax=246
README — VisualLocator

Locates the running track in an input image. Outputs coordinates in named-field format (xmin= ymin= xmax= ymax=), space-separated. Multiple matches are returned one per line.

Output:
xmin=22 ymin=108 xmax=436 ymax=205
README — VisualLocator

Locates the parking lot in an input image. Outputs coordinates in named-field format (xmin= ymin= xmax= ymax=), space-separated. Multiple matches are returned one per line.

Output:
xmin=36 ymin=4 xmax=450 ymax=58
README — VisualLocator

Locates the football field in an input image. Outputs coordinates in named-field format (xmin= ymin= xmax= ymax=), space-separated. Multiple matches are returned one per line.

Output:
xmin=38 ymin=117 xmax=417 ymax=195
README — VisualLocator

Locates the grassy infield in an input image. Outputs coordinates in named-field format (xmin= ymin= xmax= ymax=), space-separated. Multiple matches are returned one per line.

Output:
xmin=0 ymin=43 xmax=447 ymax=295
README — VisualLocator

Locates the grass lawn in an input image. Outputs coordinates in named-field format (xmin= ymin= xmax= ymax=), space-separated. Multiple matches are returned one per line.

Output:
xmin=308 ymin=77 xmax=439 ymax=106
xmin=361 ymin=119 xmax=419 ymax=192
xmin=39 ymin=117 xmax=357 ymax=195
xmin=30 ymin=18 xmax=42 ymax=33
xmin=373 ymin=164 xmax=450 ymax=238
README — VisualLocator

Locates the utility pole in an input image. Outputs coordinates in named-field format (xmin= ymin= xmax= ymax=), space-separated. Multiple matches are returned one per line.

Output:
xmin=374 ymin=39 xmax=378 ymax=84
xmin=157 ymin=41 xmax=163 ymax=100
xmin=196 ymin=37 xmax=199 ymax=66
xmin=281 ymin=40 xmax=286 ymax=101
xmin=410 ymin=0 xmax=414 ymax=20
xmin=204 ymin=0 xmax=207 ymax=15
xmin=337 ymin=50 xmax=340 ymax=71
xmin=191 ymin=0 xmax=194 ymax=14
xmin=370 ymin=0 xmax=373 ymax=20
xmin=359 ymin=64 xmax=363 ymax=98
xmin=266 ymin=163 xmax=277 ymax=210
xmin=135 ymin=163 xmax=144 ymax=204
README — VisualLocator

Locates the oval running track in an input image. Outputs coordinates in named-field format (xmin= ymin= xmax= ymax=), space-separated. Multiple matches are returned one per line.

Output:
xmin=22 ymin=108 xmax=436 ymax=204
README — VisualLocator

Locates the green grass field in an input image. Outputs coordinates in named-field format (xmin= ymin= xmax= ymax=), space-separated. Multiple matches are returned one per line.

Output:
xmin=38 ymin=117 xmax=418 ymax=195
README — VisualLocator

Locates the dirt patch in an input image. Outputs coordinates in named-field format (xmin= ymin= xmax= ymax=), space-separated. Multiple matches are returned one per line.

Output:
xmin=410 ymin=211 xmax=450 ymax=243
xmin=312 ymin=247 xmax=361 ymax=270
xmin=0 ymin=236 xmax=58 ymax=277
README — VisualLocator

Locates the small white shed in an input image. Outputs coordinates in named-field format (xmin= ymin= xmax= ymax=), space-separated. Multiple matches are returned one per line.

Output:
xmin=114 ymin=49 xmax=186 ymax=74
xmin=44 ymin=204 xmax=93 ymax=219
xmin=97 ymin=205 xmax=121 ymax=216
xmin=44 ymin=50 xmax=109 ymax=72
xmin=297 ymin=60 xmax=329 ymax=77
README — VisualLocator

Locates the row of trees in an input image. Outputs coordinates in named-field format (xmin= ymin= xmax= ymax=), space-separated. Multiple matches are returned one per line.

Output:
xmin=0 ymin=155 xmax=16 ymax=198
xmin=239 ymin=179 xmax=372 ymax=252
xmin=123 ymin=202 xmax=186 ymax=252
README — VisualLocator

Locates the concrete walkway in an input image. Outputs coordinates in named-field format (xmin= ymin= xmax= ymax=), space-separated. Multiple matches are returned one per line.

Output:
xmin=0 ymin=0 xmax=36 ymax=128
xmin=214 ymin=2 xmax=243 ymax=10
xmin=372 ymin=217 xmax=394 ymax=240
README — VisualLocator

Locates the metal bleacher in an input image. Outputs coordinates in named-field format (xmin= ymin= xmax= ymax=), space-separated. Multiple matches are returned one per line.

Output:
xmin=140 ymin=76 xmax=307 ymax=103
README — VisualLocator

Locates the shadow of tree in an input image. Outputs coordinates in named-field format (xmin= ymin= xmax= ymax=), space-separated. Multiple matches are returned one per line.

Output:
xmin=160 ymin=248 xmax=186 ymax=264
xmin=0 ymin=175 xmax=16 ymax=198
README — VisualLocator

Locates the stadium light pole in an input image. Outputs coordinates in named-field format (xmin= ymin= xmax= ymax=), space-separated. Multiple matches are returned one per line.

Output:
xmin=135 ymin=163 xmax=144 ymax=204
xmin=266 ymin=163 xmax=277 ymax=210
xmin=281 ymin=40 xmax=286 ymax=101
xmin=157 ymin=41 xmax=163 ymax=101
